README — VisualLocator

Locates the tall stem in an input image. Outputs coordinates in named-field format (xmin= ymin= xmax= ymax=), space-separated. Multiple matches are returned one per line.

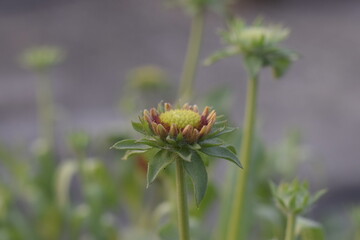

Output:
xmin=175 ymin=158 xmax=190 ymax=240
xmin=285 ymin=213 xmax=296 ymax=240
xmin=36 ymin=72 xmax=55 ymax=150
xmin=226 ymin=77 xmax=259 ymax=240
xmin=178 ymin=12 xmax=205 ymax=102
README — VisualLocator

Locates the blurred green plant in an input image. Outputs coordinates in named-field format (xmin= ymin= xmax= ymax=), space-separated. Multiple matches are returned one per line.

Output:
xmin=270 ymin=179 xmax=326 ymax=240
xmin=20 ymin=46 xmax=65 ymax=150
xmin=205 ymin=17 xmax=297 ymax=240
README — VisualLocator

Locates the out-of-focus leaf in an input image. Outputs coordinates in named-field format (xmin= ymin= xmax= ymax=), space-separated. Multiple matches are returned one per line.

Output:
xmin=296 ymin=217 xmax=325 ymax=240
xmin=55 ymin=160 xmax=78 ymax=207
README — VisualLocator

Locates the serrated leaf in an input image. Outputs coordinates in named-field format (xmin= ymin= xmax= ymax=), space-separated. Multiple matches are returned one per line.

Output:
xmin=200 ymin=146 xmax=242 ymax=168
xmin=147 ymin=150 xmax=175 ymax=187
xmin=111 ymin=139 xmax=152 ymax=151
xmin=183 ymin=151 xmax=208 ymax=206
xmin=122 ymin=150 xmax=148 ymax=160
xmin=174 ymin=148 xmax=192 ymax=162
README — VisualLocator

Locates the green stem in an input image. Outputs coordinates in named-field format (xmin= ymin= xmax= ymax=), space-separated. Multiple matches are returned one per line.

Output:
xmin=36 ymin=72 xmax=55 ymax=150
xmin=178 ymin=11 xmax=205 ymax=102
xmin=226 ymin=76 xmax=259 ymax=240
xmin=175 ymin=158 xmax=190 ymax=240
xmin=285 ymin=213 xmax=296 ymax=240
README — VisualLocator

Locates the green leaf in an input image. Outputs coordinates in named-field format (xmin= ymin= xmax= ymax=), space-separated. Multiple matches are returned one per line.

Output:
xmin=136 ymin=138 xmax=160 ymax=148
xmin=132 ymin=121 xmax=147 ymax=134
xmin=200 ymin=146 xmax=242 ymax=168
xmin=204 ymin=46 xmax=240 ymax=66
xmin=55 ymin=160 xmax=78 ymax=208
xmin=147 ymin=150 xmax=175 ymax=187
xmin=184 ymin=151 xmax=208 ymax=206
xmin=111 ymin=139 xmax=152 ymax=151
xmin=122 ymin=149 xmax=148 ymax=160
xmin=296 ymin=217 xmax=325 ymax=240
xmin=207 ymin=126 xmax=237 ymax=138
xmin=199 ymin=138 xmax=224 ymax=148
xmin=173 ymin=147 xmax=192 ymax=162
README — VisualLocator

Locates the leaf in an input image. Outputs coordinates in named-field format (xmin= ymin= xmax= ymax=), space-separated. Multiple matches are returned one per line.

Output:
xmin=183 ymin=151 xmax=208 ymax=206
xmin=122 ymin=149 xmax=148 ymax=160
xmin=136 ymin=138 xmax=160 ymax=148
xmin=200 ymin=146 xmax=242 ymax=168
xmin=207 ymin=126 xmax=237 ymax=138
xmin=132 ymin=121 xmax=147 ymax=135
xmin=310 ymin=189 xmax=327 ymax=205
xmin=55 ymin=160 xmax=78 ymax=208
xmin=173 ymin=147 xmax=192 ymax=162
xmin=199 ymin=138 xmax=224 ymax=148
xmin=204 ymin=46 xmax=240 ymax=66
xmin=147 ymin=150 xmax=175 ymax=187
xmin=296 ymin=217 xmax=325 ymax=240
xmin=111 ymin=139 xmax=152 ymax=151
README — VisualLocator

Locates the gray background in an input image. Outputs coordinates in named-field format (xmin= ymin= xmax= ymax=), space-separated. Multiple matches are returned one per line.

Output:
xmin=0 ymin=0 xmax=359 ymax=200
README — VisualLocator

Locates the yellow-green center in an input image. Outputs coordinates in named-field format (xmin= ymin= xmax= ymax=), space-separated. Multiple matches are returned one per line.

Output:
xmin=159 ymin=109 xmax=201 ymax=129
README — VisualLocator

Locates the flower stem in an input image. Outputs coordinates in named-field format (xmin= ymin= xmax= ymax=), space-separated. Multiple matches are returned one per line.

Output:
xmin=175 ymin=158 xmax=190 ymax=240
xmin=226 ymin=76 xmax=259 ymax=240
xmin=285 ymin=213 xmax=296 ymax=240
xmin=178 ymin=11 xmax=205 ymax=102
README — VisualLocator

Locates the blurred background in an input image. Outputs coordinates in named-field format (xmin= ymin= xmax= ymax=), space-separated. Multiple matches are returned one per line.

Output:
xmin=1 ymin=0 xmax=360 ymax=239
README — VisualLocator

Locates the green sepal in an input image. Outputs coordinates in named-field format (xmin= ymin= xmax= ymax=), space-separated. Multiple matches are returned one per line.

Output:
xmin=147 ymin=150 xmax=175 ymax=187
xmin=243 ymin=54 xmax=262 ymax=79
xmin=183 ymin=151 xmax=208 ymax=206
xmin=166 ymin=135 xmax=177 ymax=145
xmin=173 ymin=148 xmax=192 ymax=162
xmin=122 ymin=150 xmax=148 ymax=160
xmin=188 ymin=143 xmax=201 ymax=150
xmin=200 ymin=145 xmax=242 ymax=168
xmin=111 ymin=139 xmax=152 ymax=150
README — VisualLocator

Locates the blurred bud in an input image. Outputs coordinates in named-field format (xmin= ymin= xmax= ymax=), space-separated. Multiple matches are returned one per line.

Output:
xmin=127 ymin=65 xmax=169 ymax=91
xmin=270 ymin=179 xmax=327 ymax=216
xmin=20 ymin=46 xmax=65 ymax=72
